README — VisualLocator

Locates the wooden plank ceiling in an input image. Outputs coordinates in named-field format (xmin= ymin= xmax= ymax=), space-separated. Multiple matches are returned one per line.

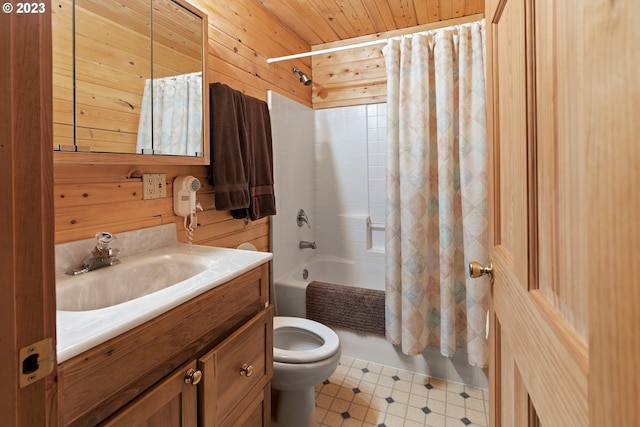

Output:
xmin=253 ymin=0 xmax=485 ymax=45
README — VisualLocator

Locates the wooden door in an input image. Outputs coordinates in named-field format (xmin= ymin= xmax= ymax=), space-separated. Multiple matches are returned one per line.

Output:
xmin=485 ymin=0 xmax=639 ymax=426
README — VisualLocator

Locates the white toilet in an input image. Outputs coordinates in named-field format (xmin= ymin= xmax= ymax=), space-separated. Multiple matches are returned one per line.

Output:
xmin=271 ymin=316 xmax=341 ymax=427
xmin=236 ymin=243 xmax=341 ymax=427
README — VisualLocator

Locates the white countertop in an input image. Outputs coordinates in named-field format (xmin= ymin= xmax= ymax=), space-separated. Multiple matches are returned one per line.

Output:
xmin=56 ymin=242 xmax=272 ymax=364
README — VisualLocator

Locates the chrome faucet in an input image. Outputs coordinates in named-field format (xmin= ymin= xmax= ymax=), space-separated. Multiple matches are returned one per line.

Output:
xmin=299 ymin=241 xmax=317 ymax=250
xmin=68 ymin=232 xmax=121 ymax=275
xmin=297 ymin=209 xmax=311 ymax=228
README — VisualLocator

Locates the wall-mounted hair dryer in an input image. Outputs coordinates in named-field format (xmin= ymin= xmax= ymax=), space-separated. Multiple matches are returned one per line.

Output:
xmin=173 ymin=175 xmax=201 ymax=217
xmin=173 ymin=175 xmax=202 ymax=244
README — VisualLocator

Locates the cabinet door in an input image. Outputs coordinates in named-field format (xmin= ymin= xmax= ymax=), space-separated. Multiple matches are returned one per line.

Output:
xmin=199 ymin=307 xmax=274 ymax=427
xmin=220 ymin=385 xmax=270 ymax=427
xmin=100 ymin=361 xmax=198 ymax=427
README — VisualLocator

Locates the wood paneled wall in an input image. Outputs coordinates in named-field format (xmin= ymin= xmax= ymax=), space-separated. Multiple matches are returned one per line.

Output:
xmin=311 ymin=13 xmax=484 ymax=109
xmin=54 ymin=0 xmax=313 ymax=249
xmin=53 ymin=2 xmax=483 ymax=249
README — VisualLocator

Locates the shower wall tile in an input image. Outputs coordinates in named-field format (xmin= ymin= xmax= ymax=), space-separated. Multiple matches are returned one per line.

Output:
xmin=269 ymin=91 xmax=316 ymax=279
xmin=314 ymin=103 xmax=387 ymax=265
xmin=273 ymin=97 xmax=387 ymax=278
xmin=367 ymin=103 xmax=387 ymax=226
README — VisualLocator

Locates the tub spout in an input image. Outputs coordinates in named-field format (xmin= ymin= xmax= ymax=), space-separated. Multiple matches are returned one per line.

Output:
xmin=299 ymin=240 xmax=317 ymax=250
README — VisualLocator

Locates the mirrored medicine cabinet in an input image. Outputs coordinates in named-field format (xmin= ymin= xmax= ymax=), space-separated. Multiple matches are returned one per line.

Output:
xmin=52 ymin=0 xmax=209 ymax=164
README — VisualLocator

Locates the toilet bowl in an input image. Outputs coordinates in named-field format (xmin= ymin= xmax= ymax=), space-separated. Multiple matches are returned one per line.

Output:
xmin=271 ymin=316 xmax=341 ymax=427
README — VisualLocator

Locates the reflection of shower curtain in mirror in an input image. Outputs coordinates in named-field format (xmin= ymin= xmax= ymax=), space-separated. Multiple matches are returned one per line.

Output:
xmin=136 ymin=71 xmax=202 ymax=155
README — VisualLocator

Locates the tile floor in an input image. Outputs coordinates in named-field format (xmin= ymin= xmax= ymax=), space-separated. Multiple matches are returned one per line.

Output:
xmin=314 ymin=356 xmax=489 ymax=427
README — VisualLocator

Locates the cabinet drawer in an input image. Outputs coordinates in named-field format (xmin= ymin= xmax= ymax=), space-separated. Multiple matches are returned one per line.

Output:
xmin=99 ymin=360 xmax=198 ymax=427
xmin=198 ymin=306 xmax=273 ymax=427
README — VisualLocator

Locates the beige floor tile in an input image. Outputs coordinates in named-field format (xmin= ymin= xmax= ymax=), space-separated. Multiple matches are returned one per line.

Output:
xmin=330 ymin=398 xmax=352 ymax=414
xmin=446 ymin=403 xmax=466 ymax=419
xmin=366 ymin=362 xmax=384 ymax=373
xmin=381 ymin=366 xmax=399 ymax=376
xmin=408 ymin=393 xmax=429 ymax=409
xmin=393 ymin=379 xmax=413 ymax=393
xmin=386 ymin=402 xmax=408 ymax=418
xmin=364 ymin=407 xmax=384 ymax=424
xmin=373 ymin=384 xmax=392 ymax=398
xmin=390 ymin=389 xmax=410 ymax=405
xmin=342 ymin=417 xmax=363 ymax=427
xmin=425 ymin=412 xmax=447 ymax=427
xmin=396 ymin=369 xmax=413 ymax=381
xmin=347 ymin=403 xmax=369 ymax=421
xmin=446 ymin=381 xmax=465 ymax=393
xmin=430 ymin=378 xmax=449 ymax=390
xmin=427 ymin=398 xmax=447 ymax=415
xmin=429 ymin=388 xmax=448 ymax=402
xmin=466 ymin=396 xmax=486 ymax=412
xmin=447 ymin=391 xmax=467 ymax=407
xmin=310 ymin=356 xmax=487 ymax=427
xmin=316 ymin=393 xmax=334 ymax=409
xmin=405 ymin=405 xmax=428 ymax=424
xmin=464 ymin=385 xmax=485 ymax=399
xmin=337 ymin=386 xmax=357 ymax=402
xmin=323 ymin=410 xmax=346 ymax=426
xmin=361 ymin=371 xmax=381 ymax=384
xmin=383 ymin=413 xmax=407 ymax=427
xmin=466 ymin=408 xmax=488 ymax=426
xmin=377 ymin=375 xmax=397 ymax=388
xmin=320 ymin=382 xmax=340 ymax=397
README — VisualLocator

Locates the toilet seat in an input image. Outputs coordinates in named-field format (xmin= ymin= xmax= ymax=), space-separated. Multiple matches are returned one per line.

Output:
xmin=273 ymin=317 xmax=340 ymax=364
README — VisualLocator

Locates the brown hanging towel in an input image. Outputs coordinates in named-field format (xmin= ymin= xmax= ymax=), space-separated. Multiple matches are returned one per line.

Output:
xmin=231 ymin=94 xmax=276 ymax=221
xmin=208 ymin=82 xmax=250 ymax=210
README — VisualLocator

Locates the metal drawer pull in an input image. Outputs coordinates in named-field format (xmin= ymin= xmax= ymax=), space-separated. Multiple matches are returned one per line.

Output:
xmin=240 ymin=363 xmax=254 ymax=377
xmin=184 ymin=368 xmax=202 ymax=385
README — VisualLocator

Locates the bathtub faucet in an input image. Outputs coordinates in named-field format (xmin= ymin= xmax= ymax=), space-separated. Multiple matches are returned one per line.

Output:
xmin=299 ymin=240 xmax=317 ymax=250
xmin=297 ymin=209 xmax=311 ymax=228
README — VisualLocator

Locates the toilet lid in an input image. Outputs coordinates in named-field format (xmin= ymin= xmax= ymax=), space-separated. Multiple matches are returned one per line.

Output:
xmin=273 ymin=317 xmax=340 ymax=364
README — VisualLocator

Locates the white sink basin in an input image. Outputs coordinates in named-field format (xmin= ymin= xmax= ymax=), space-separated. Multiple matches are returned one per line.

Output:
xmin=55 ymin=240 xmax=272 ymax=364
xmin=56 ymin=253 xmax=211 ymax=311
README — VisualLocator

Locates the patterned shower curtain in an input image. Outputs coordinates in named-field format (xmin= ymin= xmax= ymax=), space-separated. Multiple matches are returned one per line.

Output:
xmin=137 ymin=71 xmax=202 ymax=156
xmin=383 ymin=20 xmax=489 ymax=367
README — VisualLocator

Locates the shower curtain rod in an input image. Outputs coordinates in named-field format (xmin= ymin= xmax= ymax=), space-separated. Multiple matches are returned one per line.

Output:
xmin=267 ymin=14 xmax=484 ymax=64
xmin=267 ymin=39 xmax=388 ymax=63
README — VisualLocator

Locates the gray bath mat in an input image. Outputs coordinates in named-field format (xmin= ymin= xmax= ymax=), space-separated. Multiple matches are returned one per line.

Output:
xmin=306 ymin=281 xmax=385 ymax=336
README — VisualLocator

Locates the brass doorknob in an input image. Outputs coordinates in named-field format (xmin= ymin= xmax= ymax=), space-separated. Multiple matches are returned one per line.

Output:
xmin=184 ymin=368 xmax=202 ymax=385
xmin=240 ymin=363 xmax=254 ymax=377
xmin=469 ymin=261 xmax=494 ymax=284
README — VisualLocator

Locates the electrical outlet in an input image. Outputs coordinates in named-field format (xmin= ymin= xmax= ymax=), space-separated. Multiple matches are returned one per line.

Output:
xmin=143 ymin=174 xmax=157 ymax=200
xmin=156 ymin=174 xmax=166 ymax=198
xmin=142 ymin=173 xmax=166 ymax=200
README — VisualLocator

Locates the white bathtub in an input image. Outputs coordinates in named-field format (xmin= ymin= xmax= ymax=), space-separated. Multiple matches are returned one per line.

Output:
xmin=273 ymin=255 xmax=488 ymax=388
xmin=274 ymin=255 xmax=383 ymax=318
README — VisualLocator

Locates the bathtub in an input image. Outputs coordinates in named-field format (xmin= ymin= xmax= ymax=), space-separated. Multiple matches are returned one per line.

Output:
xmin=273 ymin=255 xmax=488 ymax=388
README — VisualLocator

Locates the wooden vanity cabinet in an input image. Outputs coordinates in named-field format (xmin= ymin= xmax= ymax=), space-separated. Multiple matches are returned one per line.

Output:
xmin=58 ymin=263 xmax=272 ymax=427
xmin=99 ymin=307 xmax=273 ymax=427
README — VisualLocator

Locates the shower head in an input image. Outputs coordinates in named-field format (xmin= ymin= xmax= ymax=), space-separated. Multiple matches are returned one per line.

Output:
xmin=292 ymin=67 xmax=312 ymax=86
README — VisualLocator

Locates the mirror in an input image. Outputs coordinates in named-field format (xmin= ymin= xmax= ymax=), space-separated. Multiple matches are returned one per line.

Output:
xmin=52 ymin=0 xmax=208 ymax=163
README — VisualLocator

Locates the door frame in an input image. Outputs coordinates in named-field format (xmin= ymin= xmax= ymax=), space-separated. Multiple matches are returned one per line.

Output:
xmin=0 ymin=6 xmax=57 ymax=426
